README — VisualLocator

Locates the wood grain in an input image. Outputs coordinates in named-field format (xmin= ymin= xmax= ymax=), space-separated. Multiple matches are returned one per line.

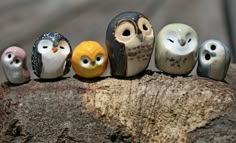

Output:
xmin=0 ymin=71 xmax=235 ymax=142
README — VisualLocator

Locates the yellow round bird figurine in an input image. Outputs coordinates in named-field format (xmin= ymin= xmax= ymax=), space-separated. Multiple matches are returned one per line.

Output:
xmin=71 ymin=41 xmax=108 ymax=78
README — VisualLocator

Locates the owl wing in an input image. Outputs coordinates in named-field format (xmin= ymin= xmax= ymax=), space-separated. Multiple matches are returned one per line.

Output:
xmin=197 ymin=63 xmax=209 ymax=77
xmin=106 ymin=40 xmax=127 ymax=77
xmin=222 ymin=45 xmax=231 ymax=79
xmin=63 ymin=53 xmax=71 ymax=75
xmin=31 ymin=47 xmax=42 ymax=77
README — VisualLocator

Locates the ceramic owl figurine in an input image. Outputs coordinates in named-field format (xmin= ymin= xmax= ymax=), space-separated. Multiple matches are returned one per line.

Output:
xmin=32 ymin=32 xmax=72 ymax=79
xmin=1 ymin=46 xmax=30 ymax=84
xmin=106 ymin=11 xmax=155 ymax=77
xmin=71 ymin=41 xmax=108 ymax=78
xmin=197 ymin=39 xmax=231 ymax=81
xmin=155 ymin=23 xmax=198 ymax=75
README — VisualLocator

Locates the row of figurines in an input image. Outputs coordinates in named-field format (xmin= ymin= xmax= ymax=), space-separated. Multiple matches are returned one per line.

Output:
xmin=1 ymin=11 xmax=231 ymax=85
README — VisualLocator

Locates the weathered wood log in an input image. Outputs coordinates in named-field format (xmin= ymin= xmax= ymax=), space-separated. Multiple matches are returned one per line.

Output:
xmin=0 ymin=65 xmax=236 ymax=143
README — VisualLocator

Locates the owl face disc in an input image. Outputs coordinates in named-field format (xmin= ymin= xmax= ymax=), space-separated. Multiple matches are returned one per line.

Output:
xmin=106 ymin=11 xmax=155 ymax=77
xmin=1 ymin=46 xmax=30 ymax=84
xmin=71 ymin=41 xmax=108 ymax=78
xmin=197 ymin=39 xmax=231 ymax=81
xmin=32 ymin=32 xmax=72 ymax=79
xmin=155 ymin=23 xmax=198 ymax=75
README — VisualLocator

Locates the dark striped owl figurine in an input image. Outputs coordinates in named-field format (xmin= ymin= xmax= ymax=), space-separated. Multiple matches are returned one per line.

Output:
xmin=32 ymin=32 xmax=72 ymax=79
xmin=106 ymin=11 xmax=155 ymax=77
xmin=197 ymin=39 xmax=231 ymax=81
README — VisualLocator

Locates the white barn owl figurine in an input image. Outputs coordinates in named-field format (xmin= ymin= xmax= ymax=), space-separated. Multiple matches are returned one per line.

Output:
xmin=197 ymin=39 xmax=231 ymax=81
xmin=155 ymin=23 xmax=198 ymax=76
xmin=1 ymin=46 xmax=30 ymax=84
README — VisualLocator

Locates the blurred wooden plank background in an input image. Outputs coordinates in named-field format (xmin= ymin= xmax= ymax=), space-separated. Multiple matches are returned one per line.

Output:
xmin=0 ymin=0 xmax=231 ymax=82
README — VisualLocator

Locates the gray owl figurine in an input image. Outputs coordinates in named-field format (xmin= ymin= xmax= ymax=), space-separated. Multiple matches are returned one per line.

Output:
xmin=106 ymin=11 xmax=155 ymax=77
xmin=32 ymin=32 xmax=72 ymax=79
xmin=197 ymin=39 xmax=231 ymax=81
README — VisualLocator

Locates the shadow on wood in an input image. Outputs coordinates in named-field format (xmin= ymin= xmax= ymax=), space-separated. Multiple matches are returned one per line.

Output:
xmin=0 ymin=65 xmax=236 ymax=142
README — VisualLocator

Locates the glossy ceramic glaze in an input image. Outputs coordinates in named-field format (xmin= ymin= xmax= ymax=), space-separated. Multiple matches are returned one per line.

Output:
xmin=71 ymin=41 xmax=108 ymax=78
xmin=197 ymin=39 xmax=231 ymax=81
xmin=155 ymin=23 xmax=198 ymax=75
xmin=32 ymin=32 xmax=72 ymax=79
xmin=106 ymin=11 xmax=155 ymax=77
xmin=1 ymin=46 xmax=30 ymax=84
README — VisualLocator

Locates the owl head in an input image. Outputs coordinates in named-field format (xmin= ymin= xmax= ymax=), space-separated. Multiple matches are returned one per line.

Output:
xmin=1 ymin=46 xmax=30 ymax=84
xmin=33 ymin=32 xmax=72 ymax=58
xmin=157 ymin=23 xmax=198 ymax=55
xmin=1 ymin=46 xmax=28 ymax=71
xmin=71 ymin=41 xmax=108 ymax=78
xmin=106 ymin=11 xmax=154 ymax=77
xmin=32 ymin=32 xmax=72 ymax=78
xmin=197 ymin=39 xmax=231 ymax=81
xmin=106 ymin=11 xmax=154 ymax=49
xmin=155 ymin=23 xmax=199 ymax=75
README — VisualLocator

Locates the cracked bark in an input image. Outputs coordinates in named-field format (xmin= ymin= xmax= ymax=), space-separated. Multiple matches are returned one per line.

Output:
xmin=0 ymin=65 xmax=236 ymax=143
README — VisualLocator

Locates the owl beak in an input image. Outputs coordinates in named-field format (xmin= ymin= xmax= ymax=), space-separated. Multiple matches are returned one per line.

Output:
xmin=52 ymin=47 xmax=58 ymax=53
xmin=137 ymin=34 xmax=144 ymax=42
xmin=91 ymin=61 xmax=95 ymax=66
xmin=178 ymin=39 xmax=186 ymax=47
xmin=211 ymin=52 xmax=216 ymax=57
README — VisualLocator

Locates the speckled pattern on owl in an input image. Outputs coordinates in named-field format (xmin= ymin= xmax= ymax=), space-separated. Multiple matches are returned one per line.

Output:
xmin=32 ymin=32 xmax=72 ymax=79
xmin=106 ymin=11 xmax=155 ymax=77
xmin=155 ymin=23 xmax=198 ymax=76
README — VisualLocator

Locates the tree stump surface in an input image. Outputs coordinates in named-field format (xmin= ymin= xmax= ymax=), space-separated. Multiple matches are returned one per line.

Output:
xmin=0 ymin=65 xmax=236 ymax=143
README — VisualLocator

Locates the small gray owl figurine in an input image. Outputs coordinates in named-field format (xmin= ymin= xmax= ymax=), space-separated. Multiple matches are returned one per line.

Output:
xmin=155 ymin=23 xmax=198 ymax=76
xmin=197 ymin=39 xmax=231 ymax=81
xmin=106 ymin=11 xmax=155 ymax=77
xmin=32 ymin=32 xmax=72 ymax=79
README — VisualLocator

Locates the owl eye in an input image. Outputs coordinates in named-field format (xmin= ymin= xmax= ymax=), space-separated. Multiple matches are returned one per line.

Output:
xmin=115 ymin=21 xmax=136 ymax=42
xmin=168 ymin=39 xmax=174 ymax=43
xmin=96 ymin=54 xmax=104 ymax=65
xmin=58 ymin=40 xmax=71 ymax=55
xmin=143 ymin=24 xmax=148 ymax=31
xmin=37 ymin=39 xmax=53 ymax=54
xmin=122 ymin=29 xmax=131 ymax=36
xmin=188 ymin=39 xmax=192 ymax=43
xmin=83 ymin=59 xmax=88 ymax=64
xmin=13 ymin=58 xmax=22 ymax=66
xmin=7 ymin=53 xmax=12 ymax=59
xmin=80 ymin=56 xmax=90 ymax=68
xmin=210 ymin=45 xmax=216 ymax=50
xmin=96 ymin=56 xmax=101 ymax=61
xmin=186 ymin=32 xmax=196 ymax=45
xmin=205 ymin=53 xmax=211 ymax=60
xmin=137 ymin=17 xmax=153 ymax=36
xmin=15 ymin=58 xmax=21 ymax=64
